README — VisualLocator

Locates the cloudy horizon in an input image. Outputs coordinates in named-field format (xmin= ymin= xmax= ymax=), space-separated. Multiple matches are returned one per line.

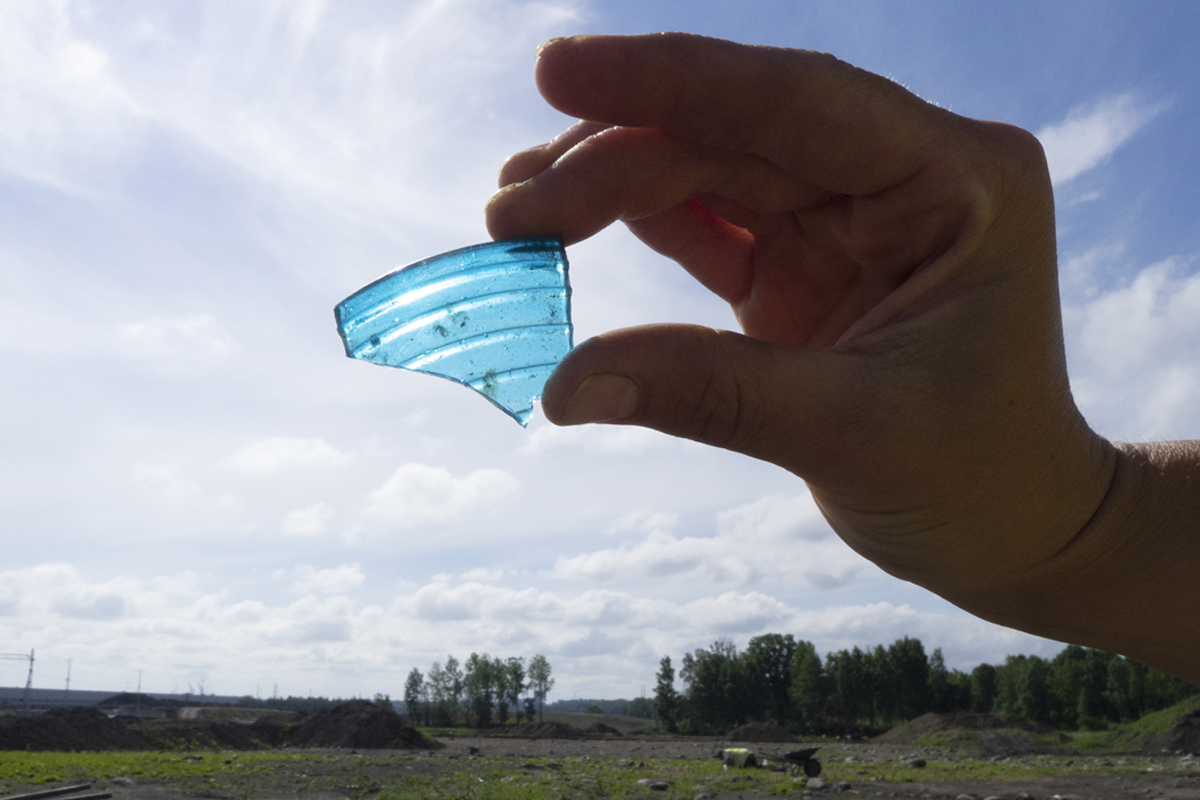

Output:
xmin=3 ymin=1 xmax=1200 ymax=702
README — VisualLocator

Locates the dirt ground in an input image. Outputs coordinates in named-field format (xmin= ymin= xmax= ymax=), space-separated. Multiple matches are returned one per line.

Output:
xmin=6 ymin=736 xmax=1200 ymax=800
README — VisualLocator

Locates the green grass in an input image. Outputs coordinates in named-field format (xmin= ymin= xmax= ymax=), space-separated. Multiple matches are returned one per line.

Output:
xmin=1118 ymin=694 xmax=1200 ymax=737
xmin=1028 ymin=694 xmax=1200 ymax=754
xmin=0 ymin=751 xmax=319 ymax=788
xmin=2 ymin=747 xmax=1194 ymax=800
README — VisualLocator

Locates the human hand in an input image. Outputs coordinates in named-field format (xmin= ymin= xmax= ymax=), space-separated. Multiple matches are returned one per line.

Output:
xmin=485 ymin=35 xmax=1116 ymax=634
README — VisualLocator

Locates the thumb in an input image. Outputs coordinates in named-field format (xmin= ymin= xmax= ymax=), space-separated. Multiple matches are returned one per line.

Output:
xmin=540 ymin=324 xmax=849 ymax=472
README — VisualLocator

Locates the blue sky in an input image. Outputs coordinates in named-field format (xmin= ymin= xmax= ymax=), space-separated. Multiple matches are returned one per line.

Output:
xmin=2 ymin=0 xmax=1199 ymax=701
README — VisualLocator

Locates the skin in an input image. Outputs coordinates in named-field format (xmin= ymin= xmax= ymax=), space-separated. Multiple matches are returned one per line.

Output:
xmin=484 ymin=33 xmax=1200 ymax=682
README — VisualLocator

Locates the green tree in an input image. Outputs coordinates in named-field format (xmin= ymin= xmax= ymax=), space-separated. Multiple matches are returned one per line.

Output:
xmin=504 ymin=657 xmax=526 ymax=723
xmin=491 ymin=656 xmax=511 ymax=726
xmin=970 ymin=662 xmax=997 ymax=713
xmin=788 ymin=640 xmax=824 ymax=733
xmin=1079 ymin=648 xmax=1116 ymax=726
xmin=444 ymin=655 xmax=464 ymax=726
xmin=826 ymin=647 xmax=873 ymax=729
xmin=464 ymin=652 xmax=495 ymax=728
xmin=885 ymin=637 xmax=930 ymax=722
xmin=627 ymin=696 xmax=656 ymax=720
xmin=927 ymin=648 xmax=951 ymax=712
xmin=746 ymin=633 xmax=797 ymax=728
xmin=654 ymin=656 xmax=681 ymax=732
xmin=1048 ymin=645 xmax=1087 ymax=728
xmin=681 ymin=639 xmax=756 ymax=733
xmin=528 ymin=654 xmax=554 ymax=722
xmin=403 ymin=668 xmax=424 ymax=721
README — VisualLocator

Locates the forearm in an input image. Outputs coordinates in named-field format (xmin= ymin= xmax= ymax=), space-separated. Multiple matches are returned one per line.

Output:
xmin=966 ymin=439 xmax=1200 ymax=682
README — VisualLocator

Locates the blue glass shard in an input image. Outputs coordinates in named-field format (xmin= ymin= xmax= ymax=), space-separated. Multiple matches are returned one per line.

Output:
xmin=335 ymin=237 xmax=572 ymax=426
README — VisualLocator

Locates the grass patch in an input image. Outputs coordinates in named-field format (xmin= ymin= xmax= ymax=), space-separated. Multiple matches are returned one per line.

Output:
xmin=0 ymin=751 xmax=320 ymax=789
xmin=2 ymin=749 xmax=1193 ymax=800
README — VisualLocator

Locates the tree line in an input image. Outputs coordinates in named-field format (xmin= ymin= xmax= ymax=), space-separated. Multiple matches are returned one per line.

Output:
xmin=402 ymin=653 xmax=554 ymax=728
xmin=653 ymin=635 xmax=1198 ymax=736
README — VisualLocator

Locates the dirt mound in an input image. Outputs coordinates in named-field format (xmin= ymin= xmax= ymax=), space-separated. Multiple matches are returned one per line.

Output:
xmin=581 ymin=723 xmax=623 ymax=736
xmin=1169 ymin=710 xmax=1200 ymax=754
xmin=0 ymin=707 xmax=145 ymax=751
xmin=725 ymin=721 xmax=800 ymax=743
xmin=877 ymin=713 xmax=1049 ymax=744
xmin=0 ymin=707 xmax=287 ymax=751
xmin=290 ymin=700 xmax=440 ymax=749
xmin=494 ymin=720 xmax=583 ymax=739
xmin=0 ymin=700 xmax=434 ymax=752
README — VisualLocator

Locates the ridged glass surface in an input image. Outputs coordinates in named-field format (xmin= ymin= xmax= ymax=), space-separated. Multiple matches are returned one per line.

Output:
xmin=335 ymin=238 xmax=572 ymax=426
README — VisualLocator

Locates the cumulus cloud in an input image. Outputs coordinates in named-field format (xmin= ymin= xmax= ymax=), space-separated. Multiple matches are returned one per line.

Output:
xmin=366 ymin=463 xmax=519 ymax=529
xmin=281 ymin=503 xmax=335 ymax=537
xmin=521 ymin=422 xmax=674 ymax=456
xmin=552 ymin=493 xmax=866 ymax=590
xmin=131 ymin=463 xmax=203 ymax=505
xmin=1064 ymin=256 xmax=1200 ymax=439
xmin=1 ymin=563 xmax=1060 ymax=699
xmin=1037 ymin=93 xmax=1168 ymax=186
xmin=114 ymin=314 xmax=238 ymax=372
xmin=229 ymin=437 xmax=347 ymax=474
xmin=0 ymin=0 xmax=137 ymax=191
xmin=284 ymin=564 xmax=365 ymax=595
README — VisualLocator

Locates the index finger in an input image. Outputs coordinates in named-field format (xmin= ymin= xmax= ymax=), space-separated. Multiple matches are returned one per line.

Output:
xmin=534 ymin=33 xmax=940 ymax=195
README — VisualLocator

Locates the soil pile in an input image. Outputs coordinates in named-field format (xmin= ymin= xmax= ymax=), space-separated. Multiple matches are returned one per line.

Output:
xmin=0 ymin=706 xmax=285 ymax=751
xmin=725 ymin=721 xmax=799 ymax=743
xmin=493 ymin=721 xmax=582 ymax=739
xmin=582 ymin=723 xmax=623 ymax=736
xmin=1169 ymin=710 xmax=1200 ymax=754
xmin=0 ymin=707 xmax=144 ymax=751
xmin=0 ymin=701 xmax=437 ymax=752
xmin=289 ymin=700 xmax=440 ymax=750
xmin=877 ymin=713 xmax=1049 ymax=744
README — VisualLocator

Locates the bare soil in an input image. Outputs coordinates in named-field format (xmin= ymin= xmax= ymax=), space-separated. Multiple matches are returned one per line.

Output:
xmin=4 ymin=710 xmax=1200 ymax=800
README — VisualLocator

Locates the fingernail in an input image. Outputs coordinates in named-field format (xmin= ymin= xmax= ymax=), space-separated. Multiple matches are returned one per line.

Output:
xmin=535 ymin=37 xmax=565 ymax=58
xmin=557 ymin=374 xmax=639 ymax=425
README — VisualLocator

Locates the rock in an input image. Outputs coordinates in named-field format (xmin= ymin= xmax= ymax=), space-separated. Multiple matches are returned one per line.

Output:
xmin=110 ymin=777 xmax=135 ymax=786
xmin=956 ymin=795 xmax=976 ymax=800
xmin=908 ymin=758 xmax=927 ymax=768
xmin=835 ymin=781 xmax=853 ymax=792
xmin=984 ymin=796 xmax=1005 ymax=800
xmin=806 ymin=778 xmax=827 ymax=790
xmin=844 ymin=756 xmax=858 ymax=763
xmin=636 ymin=778 xmax=670 ymax=791
xmin=1015 ymin=792 xmax=1036 ymax=800
xmin=618 ymin=758 xmax=634 ymax=767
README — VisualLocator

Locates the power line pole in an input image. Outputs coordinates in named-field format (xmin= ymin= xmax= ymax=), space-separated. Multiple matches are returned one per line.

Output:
xmin=64 ymin=658 xmax=72 ymax=702
xmin=1 ymin=649 xmax=34 ymax=716
xmin=23 ymin=648 xmax=33 ymax=716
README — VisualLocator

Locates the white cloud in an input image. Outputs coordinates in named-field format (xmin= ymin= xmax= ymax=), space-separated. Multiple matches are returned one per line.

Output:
xmin=521 ymin=422 xmax=674 ymax=456
xmin=1037 ymin=93 xmax=1168 ymax=186
xmin=0 ymin=0 xmax=137 ymax=191
xmin=285 ymin=564 xmax=365 ymax=595
xmin=1064 ymin=256 xmax=1200 ymax=439
xmin=607 ymin=509 xmax=679 ymax=536
xmin=281 ymin=503 xmax=335 ymax=537
xmin=229 ymin=437 xmax=347 ymax=474
xmin=552 ymin=493 xmax=867 ymax=590
xmin=366 ymin=463 xmax=519 ymax=529
xmin=114 ymin=314 xmax=238 ymax=373
xmin=0 ymin=563 xmax=1062 ymax=699
xmin=131 ymin=463 xmax=203 ymax=505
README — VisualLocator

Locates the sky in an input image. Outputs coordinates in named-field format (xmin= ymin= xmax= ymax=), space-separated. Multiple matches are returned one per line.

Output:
xmin=2 ymin=0 xmax=1200 ymax=702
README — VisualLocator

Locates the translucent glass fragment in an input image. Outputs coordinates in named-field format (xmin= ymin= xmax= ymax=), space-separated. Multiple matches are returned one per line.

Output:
xmin=335 ymin=238 xmax=572 ymax=426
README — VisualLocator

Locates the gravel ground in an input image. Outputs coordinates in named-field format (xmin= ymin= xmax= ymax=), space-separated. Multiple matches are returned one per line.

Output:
xmin=5 ymin=736 xmax=1200 ymax=800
